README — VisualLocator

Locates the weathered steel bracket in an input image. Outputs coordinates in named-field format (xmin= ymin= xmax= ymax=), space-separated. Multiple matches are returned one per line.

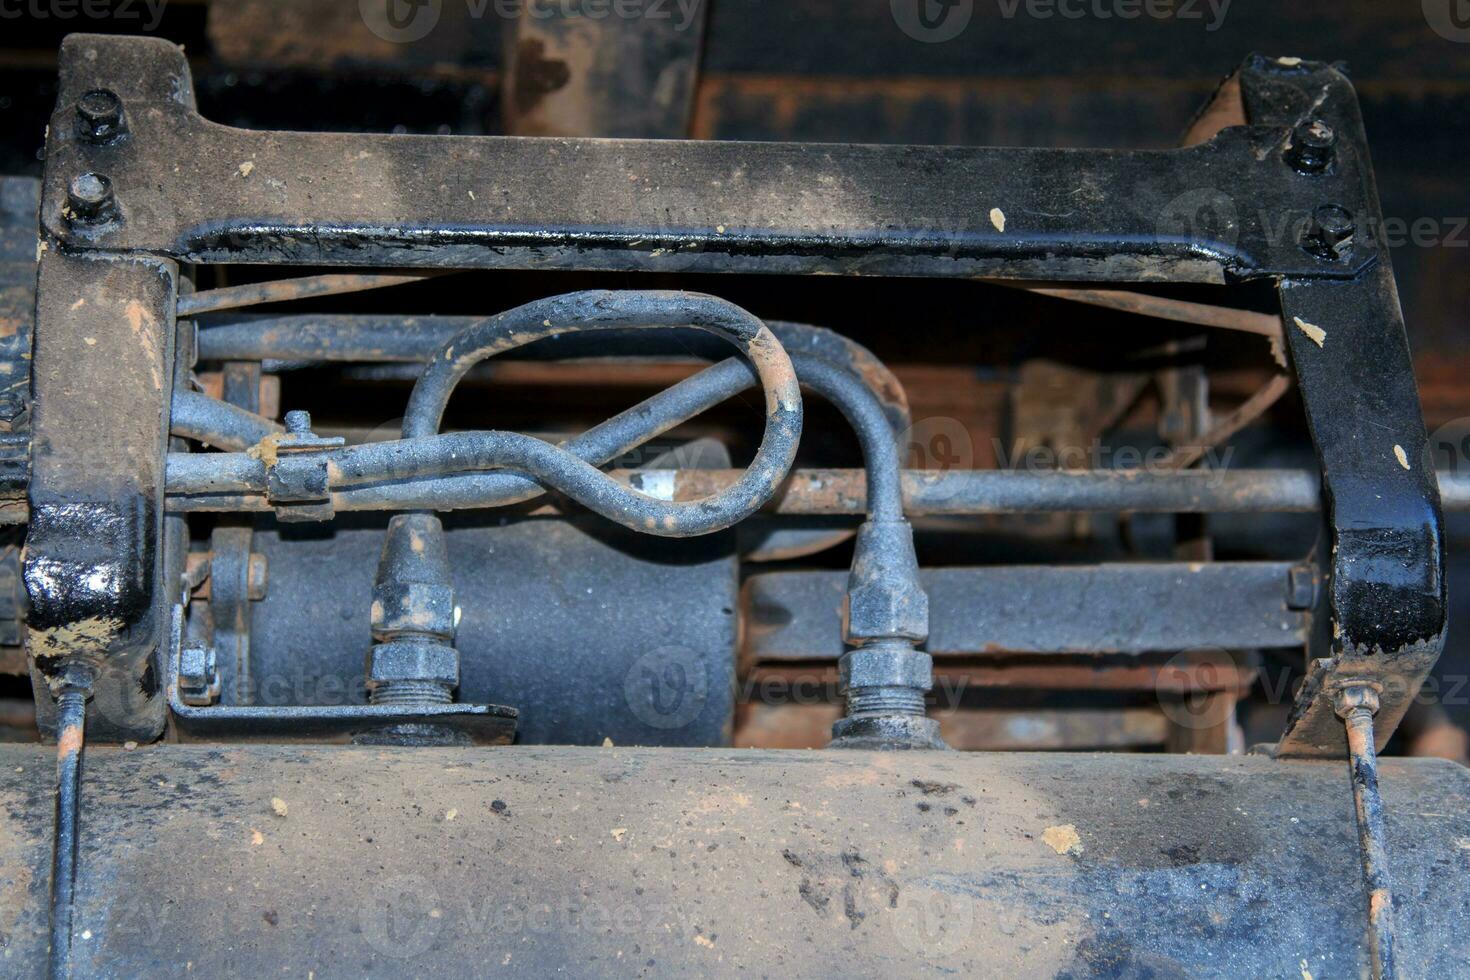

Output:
xmin=42 ymin=35 xmax=1372 ymax=283
xmin=1235 ymin=62 xmax=1447 ymax=755
xmin=24 ymin=250 xmax=176 ymax=742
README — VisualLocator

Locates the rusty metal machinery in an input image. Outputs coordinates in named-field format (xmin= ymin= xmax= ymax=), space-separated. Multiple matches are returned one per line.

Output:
xmin=0 ymin=32 xmax=1467 ymax=979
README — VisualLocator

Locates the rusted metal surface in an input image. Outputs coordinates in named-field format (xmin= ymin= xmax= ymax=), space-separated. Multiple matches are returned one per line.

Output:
xmin=0 ymin=745 xmax=1467 ymax=976
xmin=1017 ymin=285 xmax=1282 ymax=339
xmin=177 ymin=272 xmax=441 ymax=317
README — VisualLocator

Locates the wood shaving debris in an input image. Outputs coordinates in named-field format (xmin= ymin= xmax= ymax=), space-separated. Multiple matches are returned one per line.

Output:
xmin=989 ymin=207 xmax=1007 ymax=232
xmin=1041 ymin=823 xmax=1083 ymax=856
xmin=122 ymin=740 xmax=137 ymax=750
xmin=695 ymin=934 xmax=715 ymax=948
xmin=1394 ymin=444 xmax=1410 ymax=470
xmin=445 ymin=808 xmax=458 ymax=822
xmin=611 ymin=827 xmax=627 ymax=842
xmin=250 ymin=828 xmax=264 ymax=846
xmin=1292 ymin=316 xmax=1326 ymax=348
xmin=270 ymin=797 xmax=289 ymax=818
xmin=602 ymin=737 xmax=614 ymax=747
xmin=237 ymin=161 xmax=255 ymax=178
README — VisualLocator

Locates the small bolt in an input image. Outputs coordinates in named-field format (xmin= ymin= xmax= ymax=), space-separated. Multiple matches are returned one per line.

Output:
xmin=1333 ymin=682 xmax=1382 ymax=721
xmin=284 ymin=410 xmax=312 ymax=435
xmin=1286 ymin=119 xmax=1335 ymax=174
xmin=1300 ymin=204 xmax=1355 ymax=260
xmin=65 ymin=172 xmax=118 ymax=225
xmin=75 ymin=89 xmax=127 ymax=143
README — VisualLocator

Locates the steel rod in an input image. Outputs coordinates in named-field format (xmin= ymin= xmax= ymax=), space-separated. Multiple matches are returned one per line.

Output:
xmin=160 ymin=465 xmax=1470 ymax=516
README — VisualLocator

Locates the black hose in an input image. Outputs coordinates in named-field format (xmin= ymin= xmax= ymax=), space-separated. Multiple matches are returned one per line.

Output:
xmin=170 ymin=390 xmax=282 ymax=451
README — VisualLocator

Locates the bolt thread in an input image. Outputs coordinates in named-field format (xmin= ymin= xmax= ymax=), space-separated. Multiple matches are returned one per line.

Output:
xmin=846 ymin=685 xmax=925 ymax=718
xmin=369 ymin=679 xmax=452 ymax=707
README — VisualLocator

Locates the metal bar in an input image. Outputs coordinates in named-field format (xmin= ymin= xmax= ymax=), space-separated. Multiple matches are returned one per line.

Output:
xmin=46 ymin=687 xmax=86 ymax=980
xmin=743 ymin=563 xmax=1310 ymax=661
xmin=1343 ymin=703 xmax=1398 ymax=979
xmin=43 ymin=37 xmax=1371 ymax=281
xmin=178 ymin=273 xmax=440 ymax=317
xmin=161 ymin=465 xmax=1470 ymax=516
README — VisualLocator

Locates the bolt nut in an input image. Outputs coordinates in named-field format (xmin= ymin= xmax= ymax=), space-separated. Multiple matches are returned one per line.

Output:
xmin=1332 ymin=682 xmax=1382 ymax=720
xmin=839 ymin=643 xmax=933 ymax=693
xmin=367 ymin=640 xmax=458 ymax=688
xmin=284 ymin=410 xmax=312 ymax=435
xmin=830 ymin=714 xmax=948 ymax=751
xmin=75 ymin=89 xmax=127 ymax=143
xmin=1286 ymin=119 xmax=1335 ymax=174
xmin=178 ymin=644 xmax=220 ymax=706
xmin=1300 ymin=204 xmax=1355 ymax=261
xmin=65 ymin=172 xmax=118 ymax=226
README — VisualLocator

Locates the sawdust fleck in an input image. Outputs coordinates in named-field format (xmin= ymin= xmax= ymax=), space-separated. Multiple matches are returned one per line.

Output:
xmin=270 ymin=797 xmax=289 ymax=818
xmin=602 ymin=737 xmax=614 ymax=747
xmin=695 ymin=934 xmax=715 ymax=948
xmin=1042 ymin=824 xmax=1083 ymax=856
xmin=989 ymin=207 xmax=1007 ymax=232
xmin=1394 ymin=444 xmax=1410 ymax=470
xmin=1292 ymin=316 xmax=1326 ymax=348
xmin=611 ymin=827 xmax=627 ymax=842
xmin=445 ymin=808 xmax=458 ymax=822
xmin=250 ymin=828 xmax=264 ymax=846
xmin=1300 ymin=959 xmax=1314 ymax=980
xmin=237 ymin=161 xmax=255 ymax=178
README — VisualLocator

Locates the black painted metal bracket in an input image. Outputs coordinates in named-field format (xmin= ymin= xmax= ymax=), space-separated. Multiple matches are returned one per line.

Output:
xmin=41 ymin=35 xmax=1374 ymax=282
xmin=24 ymin=249 xmax=176 ymax=742
xmin=1235 ymin=63 xmax=1447 ymax=756
xmin=161 ymin=605 xmax=518 ymax=745
xmin=29 ymin=36 xmax=1443 ymax=755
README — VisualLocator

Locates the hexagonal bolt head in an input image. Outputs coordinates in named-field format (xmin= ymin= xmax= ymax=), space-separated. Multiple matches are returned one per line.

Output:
xmin=65 ymin=172 xmax=119 ymax=226
xmin=75 ymin=89 xmax=127 ymax=143
xmin=1299 ymin=204 xmax=1355 ymax=261
xmin=178 ymin=644 xmax=220 ymax=706
xmin=366 ymin=640 xmax=459 ymax=689
xmin=839 ymin=643 xmax=933 ymax=694
xmin=1285 ymin=119 xmax=1335 ymax=174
